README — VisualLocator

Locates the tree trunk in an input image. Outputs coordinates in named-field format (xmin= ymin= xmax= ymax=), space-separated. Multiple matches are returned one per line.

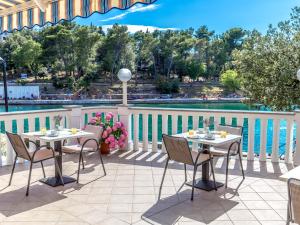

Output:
xmin=166 ymin=56 xmax=173 ymax=79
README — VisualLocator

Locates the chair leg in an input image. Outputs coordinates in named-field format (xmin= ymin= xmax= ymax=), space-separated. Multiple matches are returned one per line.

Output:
xmin=54 ymin=158 xmax=64 ymax=185
xmin=98 ymin=151 xmax=106 ymax=176
xmin=9 ymin=156 xmax=17 ymax=186
xmin=238 ymin=150 xmax=245 ymax=180
xmin=81 ymin=154 xmax=85 ymax=170
xmin=225 ymin=155 xmax=230 ymax=188
xmin=158 ymin=158 xmax=169 ymax=200
xmin=77 ymin=152 xmax=83 ymax=183
xmin=191 ymin=165 xmax=197 ymax=201
xmin=26 ymin=162 xmax=33 ymax=196
xmin=41 ymin=161 xmax=46 ymax=178
xmin=209 ymin=159 xmax=217 ymax=191
xmin=184 ymin=164 xmax=187 ymax=182
xmin=286 ymin=206 xmax=290 ymax=225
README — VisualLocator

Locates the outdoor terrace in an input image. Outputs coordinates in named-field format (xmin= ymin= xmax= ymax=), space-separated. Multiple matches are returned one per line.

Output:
xmin=0 ymin=105 xmax=297 ymax=225
xmin=0 ymin=150 xmax=291 ymax=225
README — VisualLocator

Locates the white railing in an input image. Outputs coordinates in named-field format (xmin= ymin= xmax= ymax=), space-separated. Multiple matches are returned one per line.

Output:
xmin=0 ymin=105 xmax=299 ymax=166
xmin=129 ymin=107 xmax=296 ymax=164
xmin=0 ymin=108 xmax=70 ymax=165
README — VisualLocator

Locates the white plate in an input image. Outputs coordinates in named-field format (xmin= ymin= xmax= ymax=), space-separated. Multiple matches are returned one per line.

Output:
xmin=187 ymin=135 xmax=201 ymax=139
xmin=34 ymin=132 xmax=45 ymax=137
xmin=46 ymin=133 xmax=59 ymax=137
xmin=204 ymin=136 xmax=215 ymax=140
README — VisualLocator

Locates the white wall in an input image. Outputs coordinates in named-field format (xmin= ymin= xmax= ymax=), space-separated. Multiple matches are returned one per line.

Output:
xmin=0 ymin=85 xmax=39 ymax=99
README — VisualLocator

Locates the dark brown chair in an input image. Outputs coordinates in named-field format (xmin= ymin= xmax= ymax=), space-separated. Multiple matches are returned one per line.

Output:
xmin=287 ymin=178 xmax=300 ymax=225
xmin=159 ymin=134 xmax=216 ymax=201
xmin=210 ymin=124 xmax=245 ymax=188
xmin=6 ymin=132 xmax=63 ymax=196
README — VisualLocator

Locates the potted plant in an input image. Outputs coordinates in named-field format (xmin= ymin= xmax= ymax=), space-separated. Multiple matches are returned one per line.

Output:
xmin=88 ymin=112 xmax=128 ymax=154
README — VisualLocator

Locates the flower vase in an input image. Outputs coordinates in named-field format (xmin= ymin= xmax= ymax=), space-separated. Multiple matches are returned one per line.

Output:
xmin=55 ymin=122 xmax=62 ymax=131
xmin=100 ymin=142 xmax=110 ymax=155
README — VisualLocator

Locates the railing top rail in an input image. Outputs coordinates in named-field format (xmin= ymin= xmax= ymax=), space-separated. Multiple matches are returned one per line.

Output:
xmin=0 ymin=108 xmax=70 ymax=117
xmin=128 ymin=106 xmax=295 ymax=116
xmin=82 ymin=106 xmax=118 ymax=111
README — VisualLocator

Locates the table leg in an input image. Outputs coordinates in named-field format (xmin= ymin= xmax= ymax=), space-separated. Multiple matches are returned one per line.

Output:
xmin=40 ymin=140 xmax=76 ymax=187
xmin=186 ymin=144 xmax=224 ymax=191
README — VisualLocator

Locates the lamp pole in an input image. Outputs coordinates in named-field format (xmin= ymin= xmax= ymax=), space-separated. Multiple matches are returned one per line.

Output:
xmin=117 ymin=68 xmax=132 ymax=105
xmin=0 ymin=57 xmax=8 ymax=112
xmin=117 ymin=68 xmax=133 ymax=151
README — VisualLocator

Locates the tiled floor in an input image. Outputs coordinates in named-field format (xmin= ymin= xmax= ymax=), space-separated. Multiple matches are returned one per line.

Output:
xmin=0 ymin=150 xmax=294 ymax=225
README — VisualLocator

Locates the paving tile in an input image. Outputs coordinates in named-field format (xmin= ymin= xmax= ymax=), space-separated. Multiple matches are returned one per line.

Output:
xmin=250 ymin=209 xmax=283 ymax=221
xmin=0 ymin=154 xmax=291 ymax=225
xmin=243 ymin=200 xmax=272 ymax=209
xmin=226 ymin=210 xmax=256 ymax=221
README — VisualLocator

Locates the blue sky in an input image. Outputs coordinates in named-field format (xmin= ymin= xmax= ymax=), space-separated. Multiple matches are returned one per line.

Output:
xmin=76 ymin=0 xmax=300 ymax=34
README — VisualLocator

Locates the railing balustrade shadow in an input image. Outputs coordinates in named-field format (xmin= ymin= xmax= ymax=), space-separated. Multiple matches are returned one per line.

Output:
xmin=0 ymin=183 xmax=66 ymax=217
xmin=141 ymin=189 xmax=239 ymax=225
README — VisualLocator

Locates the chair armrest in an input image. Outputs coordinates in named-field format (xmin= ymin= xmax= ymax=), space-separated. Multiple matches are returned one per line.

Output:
xmin=62 ymin=138 xmax=81 ymax=146
xmin=228 ymin=141 xmax=241 ymax=155
xmin=26 ymin=140 xmax=38 ymax=150
xmin=31 ymin=145 xmax=56 ymax=160
xmin=80 ymin=138 xmax=100 ymax=153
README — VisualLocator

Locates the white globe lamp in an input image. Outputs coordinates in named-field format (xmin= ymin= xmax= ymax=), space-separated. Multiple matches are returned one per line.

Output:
xmin=117 ymin=68 xmax=132 ymax=105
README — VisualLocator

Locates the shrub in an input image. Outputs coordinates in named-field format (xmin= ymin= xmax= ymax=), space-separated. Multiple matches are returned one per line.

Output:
xmin=155 ymin=76 xmax=180 ymax=94
xmin=16 ymin=79 xmax=28 ymax=86
xmin=52 ymin=76 xmax=65 ymax=89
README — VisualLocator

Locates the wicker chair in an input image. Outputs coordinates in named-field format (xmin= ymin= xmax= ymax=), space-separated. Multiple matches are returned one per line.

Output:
xmin=6 ymin=131 xmax=63 ymax=196
xmin=287 ymin=178 xmax=300 ymax=225
xmin=159 ymin=134 xmax=216 ymax=201
xmin=210 ymin=124 xmax=245 ymax=188
xmin=62 ymin=125 xmax=106 ymax=183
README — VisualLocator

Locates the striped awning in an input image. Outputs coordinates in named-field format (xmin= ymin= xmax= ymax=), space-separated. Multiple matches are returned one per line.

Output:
xmin=0 ymin=0 xmax=155 ymax=33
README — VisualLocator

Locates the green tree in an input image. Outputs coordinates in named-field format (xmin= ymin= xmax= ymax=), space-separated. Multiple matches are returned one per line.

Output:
xmin=195 ymin=26 xmax=214 ymax=77
xmin=234 ymin=7 xmax=300 ymax=110
xmin=96 ymin=25 xmax=136 ymax=84
xmin=10 ymin=34 xmax=42 ymax=81
xmin=187 ymin=60 xmax=206 ymax=81
xmin=39 ymin=22 xmax=76 ymax=77
xmin=220 ymin=70 xmax=240 ymax=92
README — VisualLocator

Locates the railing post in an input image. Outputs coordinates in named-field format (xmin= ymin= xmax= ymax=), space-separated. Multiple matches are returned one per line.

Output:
xmin=152 ymin=113 xmax=158 ymax=152
xmin=294 ymin=110 xmax=300 ymax=165
xmin=161 ymin=114 xmax=168 ymax=153
xmin=118 ymin=105 xmax=133 ymax=151
xmin=247 ymin=117 xmax=255 ymax=161
xmin=285 ymin=118 xmax=294 ymax=164
xmin=259 ymin=119 xmax=267 ymax=162
xmin=63 ymin=105 xmax=82 ymax=129
xmin=133 ymin=113 xmax=139 ymax=151
xmin=271 ymin=118 xmax=280 ymax=163
xmin=5 ymin=120 xmax=14 ymax=165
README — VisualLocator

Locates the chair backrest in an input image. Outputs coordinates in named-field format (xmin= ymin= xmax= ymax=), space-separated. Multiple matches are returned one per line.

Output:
xmin=80 ymin=125 xmax=103 ymax=148
xmin=162 ymin=134 xmax=194 ymax=165
xmin=6 ymin=132 xmax=31 ymax=160
xmin=288 ymin=178 xmax=300 ymax=224
xmin=216 ymin=124 xmax=243 ymax=136
xmin=215 ymin=124 xmax=243 ymax=153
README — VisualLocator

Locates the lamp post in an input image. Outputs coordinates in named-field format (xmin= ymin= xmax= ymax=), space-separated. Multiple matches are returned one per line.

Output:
xmin=0 ymin=57 xmax=8 ymax=112
xmin=117 ymin=68 xmax=132 ymax=105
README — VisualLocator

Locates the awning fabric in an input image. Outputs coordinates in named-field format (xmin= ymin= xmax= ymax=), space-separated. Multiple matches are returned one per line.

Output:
xmin=0 ymin=0 xmax=155 ymax=33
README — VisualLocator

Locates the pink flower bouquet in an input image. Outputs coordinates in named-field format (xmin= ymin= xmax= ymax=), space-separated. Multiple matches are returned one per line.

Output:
xmin=88 ymin=112 xmax=128 ymax=149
